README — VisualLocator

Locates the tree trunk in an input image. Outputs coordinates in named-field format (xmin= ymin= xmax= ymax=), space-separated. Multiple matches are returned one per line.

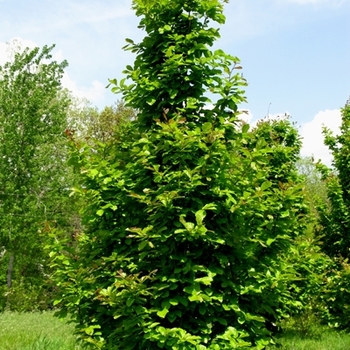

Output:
xmin=7 ymin=253 xmax=14 ymax=289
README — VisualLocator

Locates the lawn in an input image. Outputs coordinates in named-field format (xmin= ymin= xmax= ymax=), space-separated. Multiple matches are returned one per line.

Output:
xmin=0 ymin=311 xmax=88 ymax=350
xmin=1 ymin=311 xmax=350 ymax=350
xmin=267 ymin=316 xmax=350 ymax=350
xmin=268 ymin=327 xmax=350 ymax=350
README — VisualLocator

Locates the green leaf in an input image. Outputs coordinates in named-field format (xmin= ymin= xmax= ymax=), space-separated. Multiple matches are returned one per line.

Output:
xmin=167 ymin=312 xmax=177 ymax=323
xmin=126 ymin=297 xmax=135 ymax=307
xmin=218 ymin=318 xmax=228 ymax=326
xmin=138 ymin=240 xmax=148 ymax=251
xmin=242 ymin=123 xmax=250 ymax=133
xmin=176 ymin=296 xmax=188 ymax=307
xmin=202 ymin=122 xmax=212 ymax=133
xmin=157 ymin=308 xmax=169 ymax=318
xmin=195 ymin=210 xmax=206 ymax=226
xmin=266 ymin=238 xmax=275 ymax=246
xmin=280 ymin=210 xmax=290 ymax=218
xmin=146 ymin=97 xmax=156 ymax=105
xmin=179 ymin=216 xmax=195 ymax=232
xmin=202 ymin=203 xmax=217 ymax=211
xmin=261 ymin=181 xmax=272 ymax=191
xmin=199 ymin=304 xmax=206 ymax=315
xmin=238 ymin=316 xmax=245 ymax=324
xmin=195 ymin=276 xmax=212 ymax=286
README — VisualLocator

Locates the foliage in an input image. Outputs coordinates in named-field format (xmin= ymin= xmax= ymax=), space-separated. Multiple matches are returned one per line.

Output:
xmin=247 ymin=116 xmax=301 ymax=183
xmin=0 ymin=42 xmax=74 ymax=309
xmin=67 ymin=99 xmax=136 ymax=145
xmin=318 ymin=102 xmax=350 ymax=258
xmin=51 ymin=1 xmax=310 ymax=349
xmin=315 ymin=103 xmax=350 ymax=329
xmin=248 ymin=118 xmax=330 ymax=321
xmin=316 ymin=103 xmax=350 ymax=259
xmin=318 ymin=259 xmax=350 ymax=330
xmin=109 ymin=0 xmax=246 ymax=127
xmin=296 ymin=157 xmax=329 ymax=217
xmin=286 ymin=157 xmax=332 ymax=314
xmin=0 ymin=278 xmax=57 ymax=312
xmin=52 ymin=116 xmax=309 ymax=349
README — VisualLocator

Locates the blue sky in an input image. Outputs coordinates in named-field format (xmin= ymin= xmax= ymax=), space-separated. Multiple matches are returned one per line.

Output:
xmin=0 ymin=0 xmax=349 ymax=164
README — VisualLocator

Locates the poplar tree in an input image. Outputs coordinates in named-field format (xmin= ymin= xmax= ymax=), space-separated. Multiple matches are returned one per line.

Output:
xmin=0 ymin=44 xmax=69 ymax=301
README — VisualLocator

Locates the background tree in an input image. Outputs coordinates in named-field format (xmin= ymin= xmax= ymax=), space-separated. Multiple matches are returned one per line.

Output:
xmin=0 ymin=43 xmax=72 ymax=310
xmin=296 ymin=156 xmax=328 ymax=218
xmin=67 ymin=98 xmax=136 ymax=145
xmin=314 ymin=102 xmax=350 ymax=329
xmin=316 ymin=102 xmax=350 ymax=260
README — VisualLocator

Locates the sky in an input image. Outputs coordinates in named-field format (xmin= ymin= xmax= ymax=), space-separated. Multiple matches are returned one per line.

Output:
xmin=0 ymin=0 xmax=349 ymax=165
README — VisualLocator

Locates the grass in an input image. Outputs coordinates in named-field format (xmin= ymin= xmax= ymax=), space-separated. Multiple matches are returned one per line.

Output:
xmin=0 ymin=311 xmax=90 ymax=350
xmin=266 ymin=315 xmax=350 ymax=350
xmin=267 ymin=327 xmax=350 ymax=350
xmin=2 ymin=311 xmax=350 ymax=349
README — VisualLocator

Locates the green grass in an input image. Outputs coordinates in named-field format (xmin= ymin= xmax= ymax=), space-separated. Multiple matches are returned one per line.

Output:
xmin=0 ymin=311 xmax=90 ymax=350
xmin=267 ymin=317 xmax=350 ymax=350
xmin=268 ymin=327 xmax=350 ymax=350
xmin=2 ymin=311 xmax=350 ymax=349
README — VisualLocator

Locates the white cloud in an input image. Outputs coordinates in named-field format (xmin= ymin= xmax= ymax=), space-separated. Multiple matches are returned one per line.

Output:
xmin=0 ymin=38 xmax=106 ymax=105
xmin=300 ymin=109 xmax=342 ymax=165
xmin=0 ymin=37 xmax=37 ymax=64
xmin=52 ymin=49 xmax=64 ymax=63
xmin=61 ymin=73 xmax=106 ymax=103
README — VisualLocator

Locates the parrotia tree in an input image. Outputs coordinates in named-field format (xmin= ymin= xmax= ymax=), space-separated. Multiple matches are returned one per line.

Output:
xmin=0 ymin=43 xmax=70 ymax=309
xmin=51 ymin=1 xmax=308 ymax=349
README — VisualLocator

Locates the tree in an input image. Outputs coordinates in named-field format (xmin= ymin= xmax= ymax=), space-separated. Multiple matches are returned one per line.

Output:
xmin=316 ymin=103 xmax=350 ymax=260
xmin=296 ymin=156 xmax=328 ymax=217
xmin=314 ymin=102 xmax=350 ymax=329
xmin=67 ymin=99 xmax=136 ymax=145
xmin=0 ymin=43 xmax=71 ymax=308
xmin=51 ymin=1 xmax=309 ymax=348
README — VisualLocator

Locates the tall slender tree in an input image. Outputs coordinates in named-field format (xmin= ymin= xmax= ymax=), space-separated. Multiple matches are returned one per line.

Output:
xmin=0 ymin=43 xmax=70 ymax=300
xmin=51 ymin=1 xmax=309 ymax=348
